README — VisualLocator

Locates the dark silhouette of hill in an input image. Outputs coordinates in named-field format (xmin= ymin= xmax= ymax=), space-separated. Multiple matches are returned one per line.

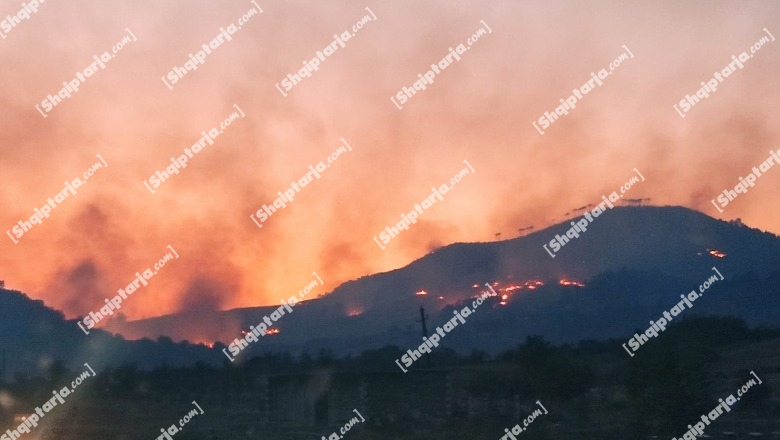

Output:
xmin=2 ymin=205 xmax=780 ymax=373
xmin=0 ymin=288 xmax=218 ymax=377
xmin=106 ymin=206 xmax=780 ymax=355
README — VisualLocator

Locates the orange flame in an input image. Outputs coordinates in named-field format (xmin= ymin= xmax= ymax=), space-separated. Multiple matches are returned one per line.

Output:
xmin=707 ymin=249 xmax=727 ymax=259
xmin=415 ymin=290 xmax=428 ymax=296
xmin=523 ymin=280 xmax=543 ymax=290
xmin=559 ymin=279 xmax=585 ymax=287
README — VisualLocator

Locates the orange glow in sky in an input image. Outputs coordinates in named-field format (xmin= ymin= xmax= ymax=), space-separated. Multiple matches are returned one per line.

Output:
xmin=1 ymin=0 xmax=779 ymax=324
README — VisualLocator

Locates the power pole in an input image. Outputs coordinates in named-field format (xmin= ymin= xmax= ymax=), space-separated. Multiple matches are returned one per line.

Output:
xmin=417 ymin=307 xmax=432 ymax=368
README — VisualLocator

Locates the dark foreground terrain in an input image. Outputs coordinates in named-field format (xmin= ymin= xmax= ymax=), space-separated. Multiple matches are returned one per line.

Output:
xmin=2 ymin=317 xmax=778 ymax=440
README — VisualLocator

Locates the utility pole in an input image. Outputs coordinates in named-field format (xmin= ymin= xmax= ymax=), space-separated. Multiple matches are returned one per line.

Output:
xmin=417 ymin=307 xmax=432 ymax=368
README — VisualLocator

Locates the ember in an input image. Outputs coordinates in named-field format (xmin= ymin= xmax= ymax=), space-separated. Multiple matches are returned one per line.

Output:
xmin=559 ymin=279 xmax=585 ymax=287
xmin=524 ymin=280 xmax=544 ymax=290
xmin=707 ymin=249 xmax=727 ymax=259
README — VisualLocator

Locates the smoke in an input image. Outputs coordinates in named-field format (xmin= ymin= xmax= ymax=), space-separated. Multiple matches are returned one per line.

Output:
xmin=177 ymin=277 xmax=230 ymax=313
xmin=46 ymin=260 xmax=107 ymax=316
xmin=0 ymin=0 xmax=778 ymax=328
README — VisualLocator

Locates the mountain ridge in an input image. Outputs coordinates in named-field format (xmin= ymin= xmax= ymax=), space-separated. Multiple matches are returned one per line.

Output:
xmin=2 ymin=205 xmax=779 ymax=375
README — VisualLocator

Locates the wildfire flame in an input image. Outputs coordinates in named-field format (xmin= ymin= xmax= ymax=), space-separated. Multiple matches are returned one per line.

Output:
xmin=415 ymin=290 xmax=428 ymax=296
xmin=267 ymin=328 xmax=280 ymax=335
xmin=707 ymin=249 xmax=727 ymax=259
xmin=347 ymin=309 xmax=363 ymax=317
xmin=524 ymin=280 xmax=543 ymax=290
xmin=559 ymin=279 xmax=585 ymax=287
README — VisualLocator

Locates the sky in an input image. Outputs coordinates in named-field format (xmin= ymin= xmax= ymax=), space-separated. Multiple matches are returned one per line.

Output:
xmin=1 ymin=0 xmax=779 ymax=325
